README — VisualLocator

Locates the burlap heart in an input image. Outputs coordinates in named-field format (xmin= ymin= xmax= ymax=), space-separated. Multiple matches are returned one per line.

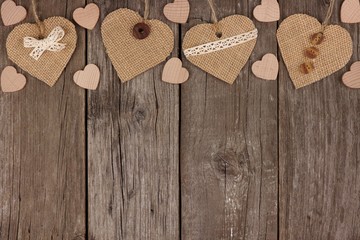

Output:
xmin=182 ymin=15 xmax=257 ymax=84
xmin=102 ymin=8 xmax=174 ymax=82
xmin=6 ymin=17 xmax=77 ymax=87
xmin=277 ymin=14 xmax=353 ymax=89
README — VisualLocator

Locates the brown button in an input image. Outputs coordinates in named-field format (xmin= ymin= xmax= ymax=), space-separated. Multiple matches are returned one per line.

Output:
xmin=300 ymin=62 xmax=314 ymax=74
xmin=304 ymin=47 xmax=320 ymax=59
xmin=310 ymin=32 xmax=324 ymax=45
xmin=133 ymin=22 xmax=150 ymax=40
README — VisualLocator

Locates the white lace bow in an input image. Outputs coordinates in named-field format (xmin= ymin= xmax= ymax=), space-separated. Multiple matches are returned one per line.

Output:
xmin=24 ymin=26 xmax=66 ymax=60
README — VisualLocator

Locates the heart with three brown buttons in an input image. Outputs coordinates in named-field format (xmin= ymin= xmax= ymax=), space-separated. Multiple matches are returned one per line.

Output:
xmin=277 ymin=14 xmax=353 ymax=89
xmin=6 ymin=17 xmax=77 ymax=87
xmin=183 ymin=15 xmax=258 ymax=84
xmin=102 ymin=8 xmax=174 ymax=82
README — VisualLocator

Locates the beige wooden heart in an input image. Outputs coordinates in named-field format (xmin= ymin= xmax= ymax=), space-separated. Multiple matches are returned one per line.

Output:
xmin=342 ymin=61 xmax=360 ymax=88
xmin=73 ymin=3 xmax=100 ymax=30
xmin=1 ymin=0 xmax=27 ymax=26
xmin=277 ymin=14 xmax=352 ymax=89
xmin=74 ymin=64 xmax=100 ymax=90
xmin=6 ymin=17 xmax=77 ymax=87
xmin=341 ymin=0 xmax=360 ymax=23
xmin=253 ymin=0 xmax=280 ymax=22
xmin=183 ymin=15 xmax=257 ymax=84
xmin=102 ymin=8 xmax=174 ymax=82
xmin=163 ymin=0 xmax=190 ymax=24
xmin=162 ymin=57 xmax=189 ymax=84
xmin=252 ymin=53 xmax=278 ymax=80
xmin=1 ymin=66 xmax=26 ymax=92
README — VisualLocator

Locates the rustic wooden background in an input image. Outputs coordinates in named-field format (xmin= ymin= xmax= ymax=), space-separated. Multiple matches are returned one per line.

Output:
xmin=0 ymin=0 xmax=359 ymax=239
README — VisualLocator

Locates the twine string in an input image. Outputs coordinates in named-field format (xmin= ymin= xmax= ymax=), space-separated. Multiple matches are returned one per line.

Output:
xmin=207 ymin=0 xmax=218 ymax=23
xmin=144 ymin=0 xmax=150 ymax=20
xmin=207 ymin=0 xmax=221 ymax=35
xmin=31 ymin=0 xmax=45 ymax=38
xmin=321 ymin=0 xmax=336 ymax=31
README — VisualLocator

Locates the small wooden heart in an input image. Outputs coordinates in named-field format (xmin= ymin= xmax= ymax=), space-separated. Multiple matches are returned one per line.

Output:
xmin=1 ymin=66 xmax=26 ymax=92
xmin=162 ymin=58 xmax=189 ymax=84
xmin=73 ymin=3 xmax=100 ymax=30
xmin=1 ymin=0 xmax=27 ymax=26
xmin=253 ymin=0 xmax=280 ymax=22
xmin=341 ymin=0 xmax=360 ymax=23
xmin=342 ymin=62 xmax=360 ymax=89
xmin=163 ymin=0 xmax=190 ymax=24
xmin=252 ymin=53 xmax=278 ymax=80
xmin=73 ymin=64 xmax=100 ymax=90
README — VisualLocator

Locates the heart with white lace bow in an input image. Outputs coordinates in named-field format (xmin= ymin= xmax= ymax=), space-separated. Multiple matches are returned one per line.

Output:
xmin=6 ymin=17 xmax=77 ymax=87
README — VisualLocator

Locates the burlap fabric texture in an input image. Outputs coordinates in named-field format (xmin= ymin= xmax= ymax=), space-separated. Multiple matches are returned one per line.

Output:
xmin=102 ymin=8 xmax=174 ymax=82
xmin=277 ymin=14 xmax=353 ymax=89
xmin=6 ymin=17 xmax=77 ymax=87
xmin=182 ymin=15 xmax=257 ymax=84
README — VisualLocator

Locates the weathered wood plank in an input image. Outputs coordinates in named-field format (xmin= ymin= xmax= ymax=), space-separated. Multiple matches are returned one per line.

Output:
xmin=180 ymin=0 xmax=278 ymax=239
xmin=87 ymin=0 xmax=180 ymax=239
xmin=279 ymin=0 xmax=360 ymax=239
xmin=0 ymin=0 xmax=86 ymax=239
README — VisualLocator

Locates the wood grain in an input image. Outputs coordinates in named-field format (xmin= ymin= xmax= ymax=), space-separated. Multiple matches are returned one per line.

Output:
xmin=0 ymin=0 xmax=86 ymax=239
xmin=0 ymin=1 xmax=360 ymax=239
xmin=180 ymin=0 xmax=278 ymax=239
xmin=279 ymin=1 xmax=360 ymax=239
xmin=87 ymin=0 xmax=179 ymax=239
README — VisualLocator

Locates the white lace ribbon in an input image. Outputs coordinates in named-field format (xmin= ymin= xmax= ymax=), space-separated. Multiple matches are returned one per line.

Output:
xmin=184 ymin=29 xmax=258 ymax=57
xmin=24 ymin=26 xmax=66 ymax=60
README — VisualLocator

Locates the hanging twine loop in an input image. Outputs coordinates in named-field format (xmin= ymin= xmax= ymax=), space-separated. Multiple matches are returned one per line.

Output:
xmin=207 ymin=0 xmax=218 ymax=23
xmin=144 ymin=0 xmax=150 ymax=20
xmin=321 ymin=0 xmax=336 ymax=32
xmin=207 ymin=0 xmax=222 ymax=37
xmin=31 ymin=0 xmax=45 ymax=38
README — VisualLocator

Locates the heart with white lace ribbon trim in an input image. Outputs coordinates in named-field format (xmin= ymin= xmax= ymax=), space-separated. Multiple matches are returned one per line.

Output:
xmin=183 ymin=15 xmax=257 ymax=84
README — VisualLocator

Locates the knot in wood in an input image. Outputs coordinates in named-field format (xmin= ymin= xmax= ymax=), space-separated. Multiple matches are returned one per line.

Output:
xmin=134 ymin=108 xmax=146 ymax=122
xmin=211 ymin=149 xmax=246 ymax=180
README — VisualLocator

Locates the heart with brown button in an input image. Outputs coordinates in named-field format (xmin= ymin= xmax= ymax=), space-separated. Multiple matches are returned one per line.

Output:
xmin=277 ymin=14 xmax=353 ymax=89
xmin=102 ymin=8 xmax=174 ymax=83
xmin=183 ymin=15 xmax=258 ymax=84
xmin=6 ymin=17 xmax=77 ymax=87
